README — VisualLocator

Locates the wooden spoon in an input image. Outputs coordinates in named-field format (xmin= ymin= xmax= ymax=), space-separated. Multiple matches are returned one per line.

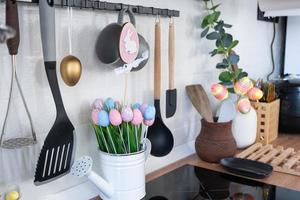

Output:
xmin=186 ymin=84 xmax=214 ymax=122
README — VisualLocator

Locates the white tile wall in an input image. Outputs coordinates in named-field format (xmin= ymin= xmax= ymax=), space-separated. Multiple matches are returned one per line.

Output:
xmin=0 ymin=0 xmax=283 ymax=199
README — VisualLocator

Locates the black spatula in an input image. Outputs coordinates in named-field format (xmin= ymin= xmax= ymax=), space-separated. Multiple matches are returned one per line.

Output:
xmin=34 ymin=0 xmax=75 ymax=185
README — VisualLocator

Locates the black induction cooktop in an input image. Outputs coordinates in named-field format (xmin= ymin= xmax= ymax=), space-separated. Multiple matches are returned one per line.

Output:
xmin=144 ymin=165 xmax=300 ymax=200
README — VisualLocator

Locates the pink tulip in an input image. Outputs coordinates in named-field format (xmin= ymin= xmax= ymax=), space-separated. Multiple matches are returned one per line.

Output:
xmin=139 ymin=103 xmax=148 ymax=114
xmin=121 ymin=106 xmax=134 ymax=122
xmin=92 ymin=98 xmax=103 ymax=110
xmin=109 ymin=109 xmax=122 ymax=126
xmin=91 ymin=109 xmax=99 ymax=125
xmin=131 ymin=109 xmax=143 ymax=125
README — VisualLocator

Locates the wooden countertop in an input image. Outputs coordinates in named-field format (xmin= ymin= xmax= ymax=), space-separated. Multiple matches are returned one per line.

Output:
xmin=147 ymin=133 xmax=300 ymax=192
xmin=91 ymin=134 xmax=300 ymax=200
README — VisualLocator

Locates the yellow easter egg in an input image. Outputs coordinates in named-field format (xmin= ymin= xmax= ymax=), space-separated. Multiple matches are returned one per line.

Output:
xmin=211 ymin=83 xmax=229 ymax=101
xmin=248 ymin=87 xmax=263 ymax=101
xmin=234 ymin=77 xmax=254 ymax=95
xmin=237 ymin=98 xmax=251 ymax=114
xmin=5 ymin=191 xmax=19 ymax=200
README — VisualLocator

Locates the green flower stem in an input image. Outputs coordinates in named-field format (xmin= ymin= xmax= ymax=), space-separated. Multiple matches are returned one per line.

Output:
xmin=127 ymin=122 xmax=131 ymax=153
xmin=100 ymin=126 xmax=110 ymax=153
xmin=106 ymin=127 xmax=117 ymax=154
xmin=135 ymin=126 xmax=139 ymax=151
xmin=118 ymin=126 xmax=127 ymax=154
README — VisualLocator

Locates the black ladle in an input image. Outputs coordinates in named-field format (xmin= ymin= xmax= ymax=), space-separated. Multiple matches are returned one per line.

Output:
xmin=147 ymin=19 xmax=174 ymax=157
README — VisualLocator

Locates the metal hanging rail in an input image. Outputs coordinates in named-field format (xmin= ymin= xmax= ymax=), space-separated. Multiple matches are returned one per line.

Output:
xmin=11 ymin=0 xmax=180 ymax=17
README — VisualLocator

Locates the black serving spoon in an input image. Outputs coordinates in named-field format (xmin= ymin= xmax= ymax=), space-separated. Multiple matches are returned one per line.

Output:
xmin=147 ymin=19 xmax=174 ymax=157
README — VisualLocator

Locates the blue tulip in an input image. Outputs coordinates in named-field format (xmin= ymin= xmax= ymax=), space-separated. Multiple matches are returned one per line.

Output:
xmin=144 ymin=106 xmax=156 ymax=120
xmin=132 ymin=103 xmax=141 ymax=109
xmin=104 ymin=97 xmax=115 ymax=111
xmin=98 ymin=110 xmax=110 ymax=127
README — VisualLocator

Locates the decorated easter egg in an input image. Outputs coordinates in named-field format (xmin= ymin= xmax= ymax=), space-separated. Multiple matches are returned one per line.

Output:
xmin=237 ymin=98 xmax=251 ymax=114
xmin=211 ymin=83 xmax=229 ymax=101
xmin=234 ymin=77 xmax=253 ymax=95
xmin=92 ymin=98 xmax=103 ymax=110
xmin=5 ymin=191 xmax=20 ymax=200
xmin=144 ymin=119 xmax=155 ymax=126
xmin=91 ymin=109 xmax=99 ymax=125
xmin=132 ymin=103 xmax=141 ymax=109
xmin=247 ymin=87 xmax=263 ymax=101
xmin=98 ymin=110 xmax=110 ymax=127
xmin=121 ymin=106 xmax=134 ymax=122
xmin=104 ymin=97 xmax=115 ymax=110
xmin=109 ymin=109 xmax=122 ymax=126
xmin=139 ymin=103 xmax=148 ymax=114
xmin=144 ymin=106 xmax=156 ymax=120
xmin=132 ymin=109 xmax=143 ymax=125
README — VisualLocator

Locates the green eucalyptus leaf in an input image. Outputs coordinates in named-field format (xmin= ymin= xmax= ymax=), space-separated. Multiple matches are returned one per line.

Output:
xmin=223 ymin=34 xmax=233 ymax=48
xmin=201 ymin=15 xmax=210 ymax=28
xmin=228 ymin=54 xmax=240 ymax=64
xmin=212 ymin=11 xmax=221 ymax=22
xmin=210 ymin=3 xmax=221 ymax=10
xmin=238 ymin=72 xmax=248 ymax=80
xmin=229 ymin=40 xmax=239 ymax=49
xmin=206 ymin=32 xmax=220 ymax=40
xmin=216 ymin=62 xmax=228 ymax=69
xmin=224 ymin=23 xmax=232 ymax=28
xmin=214 ymin=20 xmax=224 ymax=31
xmin=219 ymin=71 xmax=233 ymax=82
xmin=201 ymin=27 xmax=210 ymax=38
xmin=209 ymin=49 xmax=218 ymax=56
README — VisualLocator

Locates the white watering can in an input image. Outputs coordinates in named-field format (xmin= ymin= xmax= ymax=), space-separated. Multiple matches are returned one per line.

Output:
xmin=71 ymin=140 xmax=151 ymax=200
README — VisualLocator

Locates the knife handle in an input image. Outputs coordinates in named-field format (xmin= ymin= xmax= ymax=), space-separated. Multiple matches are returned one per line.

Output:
xmin=6 ymin=0 xmax=19 ymax=55
xmin=154 ymin=21 xmax=161 ymax=100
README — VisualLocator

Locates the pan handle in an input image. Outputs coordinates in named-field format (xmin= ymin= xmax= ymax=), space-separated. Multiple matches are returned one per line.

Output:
xmin=6 ymin=0 xmax=19 ymax=55
xmin=118 ymin=7 xmax=136 ymax=26
xmin=154 ymin=20 xmax=161 ymax=100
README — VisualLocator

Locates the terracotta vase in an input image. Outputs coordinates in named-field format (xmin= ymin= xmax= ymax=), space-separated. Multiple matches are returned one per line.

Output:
xmin=195 ymin=119 xmax=237 ymax=163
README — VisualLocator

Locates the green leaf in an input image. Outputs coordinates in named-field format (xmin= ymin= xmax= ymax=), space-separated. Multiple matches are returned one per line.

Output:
xmin=224 ymin=23 xmax=232 ymax=28
xmin=237 ymin=72 xmax=248 ymax=80
xmin=233 ymin=68 xmax=243 ymax=78
xmin=206 ymin=32 xmax=220 ymax=40
xmin=219 ymin=71 xmax=233 ymax=82
xmin=229 ymin=40 xmax=239 ymax=49
xmin=201 ymin=15 xmax=210 ymax=29
xmin=222 ymin=34 xmax=233 ymax=48
xmin=228 ymin=87 xmax=235 ymax=93
xmin=216 ymin=62 xmax=228 ymax=69
xmin=214 ymin=20 xmax=224 ymax=31
xmin=211 ymin=11 xmax=221 ymax=22
xmin=228 ymin=54 xmax=240 ymax=64
xmin=209 ymin=49 xmax=218 ymax=56
xmin=201 ymin=27 xmax=210 ymax=38
xmin=210 ymin=3 xmax=221 ymax=10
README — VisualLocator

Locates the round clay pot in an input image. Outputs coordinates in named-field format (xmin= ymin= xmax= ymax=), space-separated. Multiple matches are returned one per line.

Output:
xmin=195 ymin=119 xmax=237 ymax=163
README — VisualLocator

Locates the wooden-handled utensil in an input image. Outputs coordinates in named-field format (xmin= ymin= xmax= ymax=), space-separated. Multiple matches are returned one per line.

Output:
xmin=147 ymin=19 xmax=174 ymax=157
xmin=34 ymin=0 xmax=75 ymax=185
xmin=166 ymin=17 xmax=177 ymax=118
xmin=186 ymin=84 xmax=214 ymax=122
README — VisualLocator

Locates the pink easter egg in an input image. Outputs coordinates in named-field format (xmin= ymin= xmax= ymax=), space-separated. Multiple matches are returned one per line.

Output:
xmin=91 ymin=109 xmax=99 ymax=125
xmin=144 ymin=119 xmax=155 ymax=126
xmin=131 ymin=109 xmax=143 ymax=125
xmin=109 ymin=109 xmax=122 ymax=126
xmin=139 ymin=103 xmax=148 ymax=114
xmin=237 ymin=98 xmax=251 ymax=114
xmin=247 ymin=87 xmax=263 ymax=101
xmin=92 ymin=98 xmax=103 ymax=110
xmin=211 ymin=84 xmax=229 ymax=101
xmin=121 ymin=106 xmax=134 ymax=122
xmin=234 ymin=77 xmax=253 ymax=95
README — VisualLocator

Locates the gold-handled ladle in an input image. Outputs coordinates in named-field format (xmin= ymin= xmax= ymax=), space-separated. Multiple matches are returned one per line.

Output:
xmin=60 ymin=4 xmax=82 ymax=87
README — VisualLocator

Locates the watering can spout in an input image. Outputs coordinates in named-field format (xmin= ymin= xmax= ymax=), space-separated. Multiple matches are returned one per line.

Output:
xmin=88 ymin=171 xmax=114 ymax=198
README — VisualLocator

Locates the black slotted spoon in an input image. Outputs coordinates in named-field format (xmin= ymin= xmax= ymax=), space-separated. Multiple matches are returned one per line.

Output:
xmin=34 ymin=0 xmax=75 ymax=185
